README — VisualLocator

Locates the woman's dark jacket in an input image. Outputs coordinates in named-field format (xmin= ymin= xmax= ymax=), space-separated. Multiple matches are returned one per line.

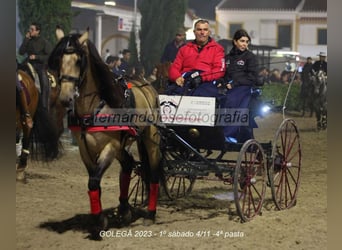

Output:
xmin=224 ymin=47 xmax=260 ymax=87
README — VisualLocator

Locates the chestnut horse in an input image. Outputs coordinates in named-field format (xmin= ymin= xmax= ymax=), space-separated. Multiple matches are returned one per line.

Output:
xmin=16 ymin=70 xmax=61 ymax=182
xmin=48 ymin=29 xmax=162 ymax=239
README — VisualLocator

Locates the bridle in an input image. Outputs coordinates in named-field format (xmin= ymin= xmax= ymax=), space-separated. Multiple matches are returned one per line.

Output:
xmin=58 ymin=38 xmax=86 ymax=91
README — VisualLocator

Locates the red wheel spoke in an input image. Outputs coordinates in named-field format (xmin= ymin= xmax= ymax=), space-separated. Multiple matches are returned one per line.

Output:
xmin=271 ymin=119 xmax=301 ymax=210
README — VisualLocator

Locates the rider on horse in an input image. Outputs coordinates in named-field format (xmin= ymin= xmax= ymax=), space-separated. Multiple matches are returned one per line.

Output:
xmin=18 ymin=22 xmax=52 ymax=111
xmin=312 ymin=52 xmax=327 ymax=75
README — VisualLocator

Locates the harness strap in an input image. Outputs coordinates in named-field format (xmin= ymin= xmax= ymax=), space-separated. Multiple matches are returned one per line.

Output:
xmin=69 ymin=125 xmax=137 ymax=136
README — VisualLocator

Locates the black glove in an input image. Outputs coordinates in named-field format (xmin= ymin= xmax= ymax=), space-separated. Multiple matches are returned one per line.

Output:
xmin=213 ymin=78 xmax=227 ymax=94
xmin=188 ymin=71 xmax=202 ymax=89
xmin=213 ymin=78 xmax=225 ymax=87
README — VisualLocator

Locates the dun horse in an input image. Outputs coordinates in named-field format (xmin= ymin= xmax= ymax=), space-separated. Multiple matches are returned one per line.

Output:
xmin=48 ymin=28 xmax=162 ymax=239
xmin=16 ymin=70 xmax=61 ymax=182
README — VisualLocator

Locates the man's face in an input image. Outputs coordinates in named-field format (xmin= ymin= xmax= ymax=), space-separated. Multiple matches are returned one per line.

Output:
xmin=29 ymin=25 xmax=40 ymax=37
xmin=175 ymin=33 xmax=185 ymax=42
xmin=124 ymin=53 xmax=131 ymax=61
xmin=194 ymin=22 xmax=210 ymax=46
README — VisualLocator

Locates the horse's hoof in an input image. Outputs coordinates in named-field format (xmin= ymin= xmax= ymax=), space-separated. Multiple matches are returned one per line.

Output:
xmin=143 ymin=218 xmax=155 ymax=226
xmin=110 ymin=207 xmax=132 ymax=227
xmin=143 ymin=211 xmax=156 ymax=226
xmin=87 ymin=232 xmax=103 ymax=241
xmin=16 ymin=169 xmax=27 ymax=183
xmin=87 ymin=213 xmax=108 ymax=241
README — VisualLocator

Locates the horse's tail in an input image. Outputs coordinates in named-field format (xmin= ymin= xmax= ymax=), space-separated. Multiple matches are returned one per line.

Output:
xmin=30 ymin=98 xmax=61 ymax=161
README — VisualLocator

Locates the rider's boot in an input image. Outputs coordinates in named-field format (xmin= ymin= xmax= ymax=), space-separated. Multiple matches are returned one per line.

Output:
xmin=37 ymin=69 xmax=50 ymax=111
xmin=19 ymin=90 xmax=33 ymax=128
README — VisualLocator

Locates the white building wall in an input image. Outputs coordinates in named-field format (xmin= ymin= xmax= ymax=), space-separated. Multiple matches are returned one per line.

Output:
xmin=216 ymin=10 xmax=296 ymax=44
xmin=216 ymin=8 xmax=326 ymax=58
xmin=299 ymin=23 xmax=319 ymax=45
xmin=259 ymin=20 xmax=277 ymax=46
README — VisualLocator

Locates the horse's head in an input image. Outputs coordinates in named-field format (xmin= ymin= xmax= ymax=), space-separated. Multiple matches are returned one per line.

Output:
xmin=310 ymin=70 xmax=327 ymax=96
xmin=48 ymin=29 xmax=88 ymax=107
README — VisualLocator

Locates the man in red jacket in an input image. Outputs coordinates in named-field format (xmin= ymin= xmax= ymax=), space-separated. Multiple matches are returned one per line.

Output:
xmin=168 ymin=19 xmax=225 ymax=97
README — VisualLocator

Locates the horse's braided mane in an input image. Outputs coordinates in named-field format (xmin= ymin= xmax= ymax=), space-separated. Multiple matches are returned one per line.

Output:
xmin=48 ymin=34 xmax=125 ymax=108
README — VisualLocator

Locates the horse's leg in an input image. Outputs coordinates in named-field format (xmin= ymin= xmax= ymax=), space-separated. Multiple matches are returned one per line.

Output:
xmin=322 ymin=106 xmax=327 ymax=130
xmin=140 ymin=128 xmax=161 ymax=226
xmin=301 ymin=97 xmax=306 ymax=117
xmin=16 ymin=128 xmax=22 ymax=157
xmin=309 ymin=97 xmax=314 ymax=117
xmin=16 ymin=126 xmax=32 ymax=183
xmin=117 ymin=150 xmax=135 ymax=223
xmin=315 ymin=107 xmax=322 ymax=131
xmin=83 ymin=141 xmax=116 ymax=240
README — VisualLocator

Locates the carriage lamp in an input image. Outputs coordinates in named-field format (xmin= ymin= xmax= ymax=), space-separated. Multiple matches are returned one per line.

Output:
xmin=261 ymin=104 xmax=271 ymax=115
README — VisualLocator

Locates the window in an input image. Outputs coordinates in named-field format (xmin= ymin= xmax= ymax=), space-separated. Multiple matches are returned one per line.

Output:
xmin=278 ymin=24 xmax=292 ymax=49
xmin=229 ymin=23 xmax=242 ymax=39
xmin=317 ymin=28 xmax=327 ymax=45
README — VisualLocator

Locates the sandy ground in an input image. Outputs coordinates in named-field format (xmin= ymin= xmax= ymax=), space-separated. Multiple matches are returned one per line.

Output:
xmin=16 ymin=112 xmax=327 ymax=250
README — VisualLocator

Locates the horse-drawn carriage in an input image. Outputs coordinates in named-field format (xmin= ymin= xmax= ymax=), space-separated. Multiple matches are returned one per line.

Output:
xmin=127 ymin=90 xmax=301 ymax=222
xmin=47 ymin=28 xmax=301 ymax=239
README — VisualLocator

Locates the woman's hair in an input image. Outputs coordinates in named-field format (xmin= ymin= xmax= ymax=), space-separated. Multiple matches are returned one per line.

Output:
xmin=232 ymin=29 xmax=251 ymax=46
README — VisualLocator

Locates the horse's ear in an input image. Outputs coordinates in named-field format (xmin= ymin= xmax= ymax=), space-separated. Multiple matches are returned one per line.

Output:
xmin=56 ymin=26 xmax=64 ymax=41
xmin=78 ymin=30 xmax=89 ymax=45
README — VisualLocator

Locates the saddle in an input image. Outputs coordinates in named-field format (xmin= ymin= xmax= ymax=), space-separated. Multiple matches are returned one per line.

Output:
xmin=26 ymin=63 xmax=57 ymax=92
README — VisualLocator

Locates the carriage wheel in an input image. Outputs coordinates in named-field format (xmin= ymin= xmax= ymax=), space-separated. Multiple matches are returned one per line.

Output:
xmin=269 ymin=118 xmax=302 ymax=210
xmin=128 ymin=164 xmax=148 ymax=207
xmin=233 ymin=139 xmax=267 ymax=222
xmin=161 ymin=150 xmax=196 ymax=200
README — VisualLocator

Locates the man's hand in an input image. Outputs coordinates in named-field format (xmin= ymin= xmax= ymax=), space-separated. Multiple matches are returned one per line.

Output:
xmin=175 ymin=76 xmax=185 ymax=86
xmin=189 ymin=71 xmax=202 ymax=89
xmin=226 ymin=82 xmax=233 ymax=89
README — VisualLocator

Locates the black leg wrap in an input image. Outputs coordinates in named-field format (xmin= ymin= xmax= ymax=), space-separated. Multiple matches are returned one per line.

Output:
xmin=146 ymin=210 xmax=156 ymax=221
xmin=88 ymin=213 xmax=108 ymax=241
xmin=118 ymin=197 xmax=130 ymax=214
xmin=18 ymin=151 xmax=29 ymax=168
xmin=88 ymin=177 xmax=101 ymax=191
